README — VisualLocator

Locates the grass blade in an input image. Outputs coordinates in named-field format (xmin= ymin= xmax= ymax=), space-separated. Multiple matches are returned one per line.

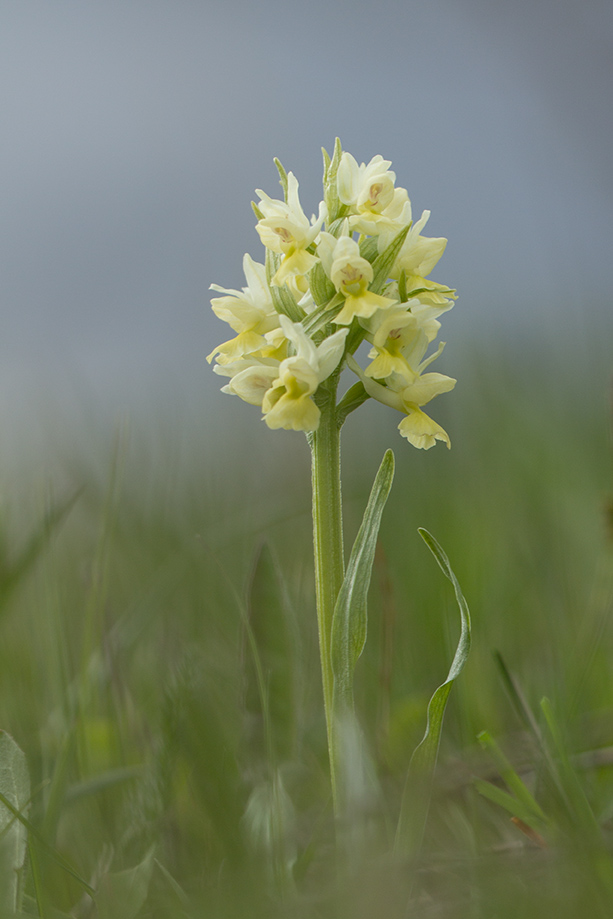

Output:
xmin=474 ymin=778 xmax=548 ymax=836
xmin=477 ymin=730 xmax=548 ymax=826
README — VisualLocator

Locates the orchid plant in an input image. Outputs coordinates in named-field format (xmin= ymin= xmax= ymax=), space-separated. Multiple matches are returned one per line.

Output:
xmin=208 ymin=140 xmax=470 ymax=852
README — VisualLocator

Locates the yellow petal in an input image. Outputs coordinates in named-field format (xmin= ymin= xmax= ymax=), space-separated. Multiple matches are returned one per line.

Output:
xmin=398 ymin=409 xmax=451 ymax=449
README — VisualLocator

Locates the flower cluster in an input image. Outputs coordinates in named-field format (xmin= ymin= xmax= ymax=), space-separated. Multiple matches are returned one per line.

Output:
xmin=208 ymin=141 xmax=457 ymax=448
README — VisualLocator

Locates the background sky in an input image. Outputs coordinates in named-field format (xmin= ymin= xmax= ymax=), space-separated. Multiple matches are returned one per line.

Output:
xmin=1 ymin=0 xmax=612 ymax=459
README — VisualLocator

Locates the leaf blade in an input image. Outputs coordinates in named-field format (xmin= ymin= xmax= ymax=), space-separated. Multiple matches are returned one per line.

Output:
xmin=395 ymin=530 xmax=472 ymax=855
xmin=331 ymin=450 xmax=395 ymax=714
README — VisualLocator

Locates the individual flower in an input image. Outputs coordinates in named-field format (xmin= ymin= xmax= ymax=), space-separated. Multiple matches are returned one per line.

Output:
xmin=337 ymin=153 xmax=397 ymax=214
xmin=262 ymin=316 xmax=348 ymax=431
xmin=348 ymin=188 xmax=412 ymax=237
xmin=347 ymin=353 xmax=456 ymax=449
xmin=336 ymin=151 xmax=414 ymax=237
xmin=206 ymin=254 xmax=280 ymax=365
xmin=255 ymin=173 xmax=326 ymax=286
xmin=378 ymin=209 xmax=447 ymax=280
xmin=403 ymin=275 xmax=457 ymax=308
xmin=360 ymin=298 xmax=453 ymax=379
xmin=214 ymin=356 xmax=281 ymax=406
xmin=317 ymin=232 xmax=397 ymax=325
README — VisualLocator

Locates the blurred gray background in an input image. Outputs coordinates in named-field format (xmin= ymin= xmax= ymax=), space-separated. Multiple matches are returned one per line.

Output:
xmin=1 ymin=0 xmax=612 ymax=462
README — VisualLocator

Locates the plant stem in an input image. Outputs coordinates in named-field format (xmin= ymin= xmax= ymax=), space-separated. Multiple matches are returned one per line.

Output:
xmin=309 ymin=382 xmax=344 ymax=813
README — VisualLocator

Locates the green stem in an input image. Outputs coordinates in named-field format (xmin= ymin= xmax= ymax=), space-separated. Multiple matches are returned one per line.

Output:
xmin=309 ymin=383 xmax=344 ymax=813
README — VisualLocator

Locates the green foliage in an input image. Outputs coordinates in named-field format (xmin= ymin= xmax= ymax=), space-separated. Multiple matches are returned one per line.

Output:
xmin=94 ymin=848 xmax=155 ymax=919
xmin=0 ymin=337 xmax=611 ymax=916
xmin=244 ymin=542 xmax=297 ymax=765
xmin=331 ymin=450 xmax=395 ymax=715
xmin=395 ymin=530 xmax=472 ymax=856
xmin=0 ymin=731 xmax=29 ymax=914
xmin=369 ymin=224 xmax=410 ymax=294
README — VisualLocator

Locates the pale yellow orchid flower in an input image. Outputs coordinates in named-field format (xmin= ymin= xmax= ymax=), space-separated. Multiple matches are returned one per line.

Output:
xmin=262 ymin=316 xmax=348 ymax=431
xmin=214 ymin=356 xmax=281 ymax=406
xmin=337 ymin=152 xmax=397 ymax=213
xmin=207 ymin=254 xmax=280 ymax=365
xmin=347 ymin=354 xmax=455 ymax=449
xmin=361 ymin=299 xmax=453 ymax=380
xmin=378 ymin=209 xmax=447 ymax=280
xmin=255 ymin=173 xmax=326 ymax=286
xmin=317 ymin=233 xmax=397 ymax=325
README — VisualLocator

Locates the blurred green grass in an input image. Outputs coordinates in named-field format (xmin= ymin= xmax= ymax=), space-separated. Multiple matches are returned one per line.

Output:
xmin=1 ymin=334 xmax=612 ymax=917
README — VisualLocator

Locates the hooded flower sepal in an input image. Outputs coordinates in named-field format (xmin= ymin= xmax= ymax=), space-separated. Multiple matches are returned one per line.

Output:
xmin=255 ymin=172 xmax=326 ymax=286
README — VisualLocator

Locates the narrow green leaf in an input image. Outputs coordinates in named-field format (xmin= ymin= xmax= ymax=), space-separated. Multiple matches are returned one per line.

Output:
xmin=395 ymin=530 xmax=471 ymax=855
xmin=331 ymin=450 xmax=395 ymax=713
xmin=95 ymin=847 xmax=155 ymax=919
xmin=540 ymin=697 xmax=602 ymax=843
xmin=477 ymin=730 xmax=547 ymax=824
xmin=370 ymin=224 xmax=410 ymax=295
xmin=0 ymin=731 xmax=30 ymax=914
xmin=474 ymin=778 xmax=548 ymax=834
xmin=251 ymin=200 xmax=264 ymax=221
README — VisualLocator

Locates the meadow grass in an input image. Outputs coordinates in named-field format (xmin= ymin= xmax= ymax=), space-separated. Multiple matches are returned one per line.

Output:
xmin=0 ymin=335 xmax=612 ymax=917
